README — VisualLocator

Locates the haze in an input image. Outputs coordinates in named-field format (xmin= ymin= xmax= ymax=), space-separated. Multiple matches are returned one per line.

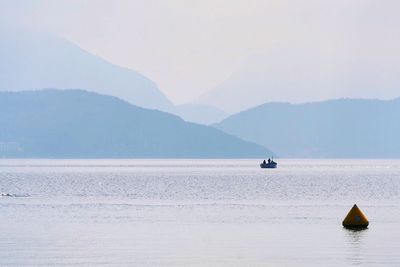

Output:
xmin=1 ymin=0 xmax=400 ymax=106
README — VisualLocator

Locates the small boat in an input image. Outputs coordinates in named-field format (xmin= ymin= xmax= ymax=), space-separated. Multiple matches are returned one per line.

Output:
xmin=260 ymin=158 xmax=277 ymax=168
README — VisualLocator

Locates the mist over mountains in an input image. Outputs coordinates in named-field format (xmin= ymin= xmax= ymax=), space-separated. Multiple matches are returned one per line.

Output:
xmin=2 ymin=31 xmax=400 ymax=159
xmin=0 ymin=90 xmax=269 ymax=158
xmin=0 ymin=31 xmax=173 ymax=111
xmin=196 ymin=44 xmax=400 ymax=114
xmin=215 ymin=98 xmax=400 ymax=158
xmin=173 ymin=104 xmax=228 ymax=125
xmin=0 ymin=30 xmax=227 ymax=124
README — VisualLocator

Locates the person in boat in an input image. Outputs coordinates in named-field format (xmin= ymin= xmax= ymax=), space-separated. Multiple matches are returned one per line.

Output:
xmin=268 ymin=158 xmax=271 ymax=163
xmin=263 ymin=160 xmax=266 ymax=164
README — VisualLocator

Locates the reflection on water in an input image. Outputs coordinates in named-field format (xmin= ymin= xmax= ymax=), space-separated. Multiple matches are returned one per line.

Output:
xmin=343 ymin=228 xmax=369 ymax=266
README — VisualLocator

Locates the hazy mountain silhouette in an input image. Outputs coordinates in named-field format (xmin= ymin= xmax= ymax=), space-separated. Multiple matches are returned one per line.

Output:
xmin=0 ymin=30 xmax=173 ymax=111
xmin=196 ymin=46 xmax=400 ymax=113
xmin=0 ymin=30 xmax=229 ymax=124
xmin=173 ymin=104 xmax=229 ymax=125
xmin=0 ymin=90 xmax=271 ymax=158
xmin=215 ymin=98 xmax=400 ymax=158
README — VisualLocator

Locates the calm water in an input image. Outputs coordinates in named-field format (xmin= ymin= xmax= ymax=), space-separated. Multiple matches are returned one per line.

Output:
xmin=0 ymin=159 xmax=399 ymax=266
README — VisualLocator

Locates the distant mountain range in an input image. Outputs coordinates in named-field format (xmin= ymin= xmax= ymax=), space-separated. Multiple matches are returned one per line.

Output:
xmin=0 ymin=30 xmax=227 ymax=124
xmin=0 ymin=31 xmax=172 ymax=111
xmin=0 ymin=90 xmax=270 ymax=158
xmin=215 ymin=98 xmax=400 ymax=158
xmin=3 ymin=31 xmax=400 ymax=159
xmin=196 ymin=47 xmax=400 ymax=114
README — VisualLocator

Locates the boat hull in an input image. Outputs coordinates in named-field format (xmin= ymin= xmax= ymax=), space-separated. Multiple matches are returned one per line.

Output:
xmin=260 ymin=162 xmax=277 ymax=168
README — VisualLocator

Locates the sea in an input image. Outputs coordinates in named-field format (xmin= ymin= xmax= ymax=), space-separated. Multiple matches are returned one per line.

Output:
xmin=0 ymin=159 xmax=399 ymax=266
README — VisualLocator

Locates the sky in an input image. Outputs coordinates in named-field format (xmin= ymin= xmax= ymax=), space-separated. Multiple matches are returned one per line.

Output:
xmin=1 ymin=0 xmax=400 ymax=104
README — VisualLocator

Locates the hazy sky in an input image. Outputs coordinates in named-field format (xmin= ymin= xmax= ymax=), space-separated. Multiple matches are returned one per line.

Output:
xmin=1 ymin=0 xmax=400 ymax=104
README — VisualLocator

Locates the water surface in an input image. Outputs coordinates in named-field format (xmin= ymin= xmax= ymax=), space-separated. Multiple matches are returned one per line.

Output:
xmin=0 ymin=159 xmax=399 ymax=266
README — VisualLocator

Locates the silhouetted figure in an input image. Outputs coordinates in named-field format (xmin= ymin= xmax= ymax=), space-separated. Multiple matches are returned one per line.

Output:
xmin=268 ymin=158 xmax=271 ymax=163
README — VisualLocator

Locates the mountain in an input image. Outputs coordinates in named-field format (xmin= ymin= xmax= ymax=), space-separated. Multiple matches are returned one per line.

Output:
xmin=215 ymin=98 xmax=400 ymax=158
xmin=173 ymin=104 xmax=229 ymax=125
xmin=0 ymin=30 xmax=230 ymax=124
xmin=196 ymin=45 xmax=400 ymax=114
xmin=0 ymin=30 xmax=173 ymax=111
xmin=0 ymin=90 xmax=271 ymax=158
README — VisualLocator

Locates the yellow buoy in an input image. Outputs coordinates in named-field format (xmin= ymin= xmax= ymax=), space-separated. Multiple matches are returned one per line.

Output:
xmin=342 ymin=204 xmax=369 ymax=229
